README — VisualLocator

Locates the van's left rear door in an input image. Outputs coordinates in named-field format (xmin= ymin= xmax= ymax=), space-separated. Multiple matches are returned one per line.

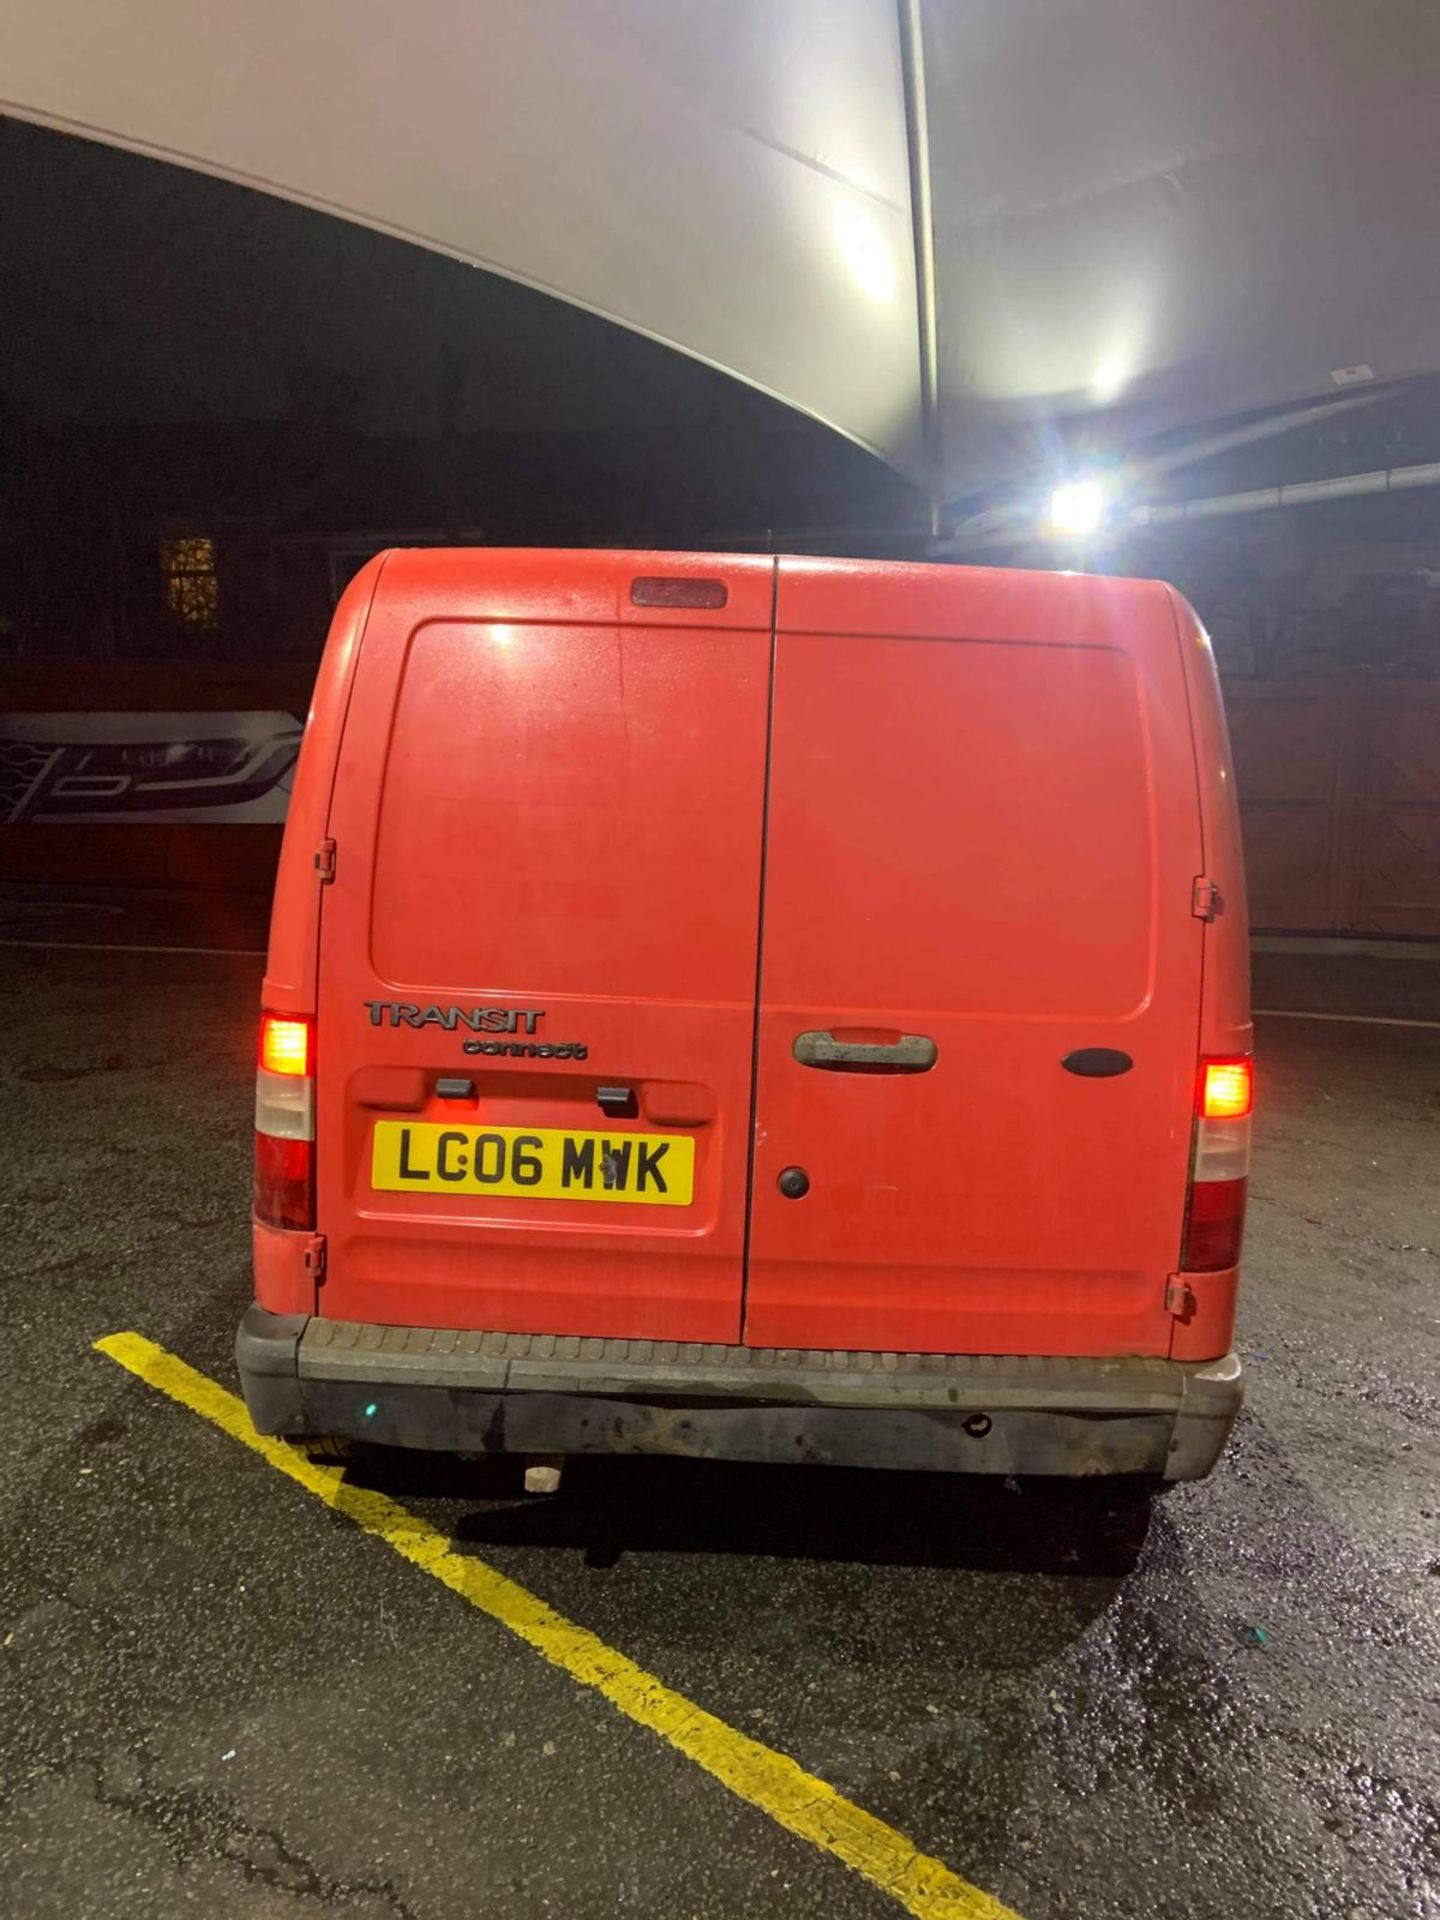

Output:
xmin=314 ymin=550 xmax=773 ymax=1344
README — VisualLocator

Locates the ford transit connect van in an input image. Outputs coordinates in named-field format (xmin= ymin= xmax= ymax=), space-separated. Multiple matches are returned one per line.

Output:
xmin=238 ymin=549 xmax=1249 ymax=1479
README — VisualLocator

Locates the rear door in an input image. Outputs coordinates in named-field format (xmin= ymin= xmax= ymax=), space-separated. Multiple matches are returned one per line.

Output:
xmin=744 ymin=560 xmax=1204 ymax=1357
xmin=315 ymin=550 xmax=773 ymax=1343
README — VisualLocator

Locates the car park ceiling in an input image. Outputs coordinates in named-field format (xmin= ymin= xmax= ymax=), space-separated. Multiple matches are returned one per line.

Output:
xmin=4 ymin=0 xmax=1438 ymax=503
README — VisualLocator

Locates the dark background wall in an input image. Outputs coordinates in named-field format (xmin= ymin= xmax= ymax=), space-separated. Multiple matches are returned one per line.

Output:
xmin=2 ymin=115 xmax=1438 ymax=933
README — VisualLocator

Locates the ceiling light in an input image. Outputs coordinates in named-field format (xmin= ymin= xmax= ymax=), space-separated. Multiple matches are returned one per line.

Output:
xmin=1049 ymin=479 xmax=1108 ymax=537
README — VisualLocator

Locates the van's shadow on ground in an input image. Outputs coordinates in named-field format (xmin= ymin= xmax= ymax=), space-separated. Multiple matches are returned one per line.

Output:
xmin=336 ymin=1445 xmax=1159 ymax=1583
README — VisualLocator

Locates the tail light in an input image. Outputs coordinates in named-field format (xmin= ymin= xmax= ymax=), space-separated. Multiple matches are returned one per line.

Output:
xmin=1200 ymin=1057 xmax=1252 ymax=1119
xmin=254 ymin=1011 xmax=314 ymax=1230
xmin=1182 ymin=1054 xmax=1252 ymax=1271
xmin=260 ymin=1014 xmax=311 ymax=1077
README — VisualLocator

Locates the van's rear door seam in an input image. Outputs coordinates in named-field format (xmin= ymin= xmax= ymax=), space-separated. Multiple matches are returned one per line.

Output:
xmin=737 ymin=558 xmax=781 ymax=1336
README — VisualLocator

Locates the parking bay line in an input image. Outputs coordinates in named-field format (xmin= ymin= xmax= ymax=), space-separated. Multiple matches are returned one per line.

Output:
xmin=94 ymin=1331 xmax=1022 ymax=1920
xmin=1254 ymin=1007 xmax=1440 ymax=1029
xmin=0 ymin=938 xmax=267 ymax=957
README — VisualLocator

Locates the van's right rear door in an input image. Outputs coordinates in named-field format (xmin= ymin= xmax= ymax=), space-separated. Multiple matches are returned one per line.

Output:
xmin=744 ymin=560 xmax=1204 ymax=1358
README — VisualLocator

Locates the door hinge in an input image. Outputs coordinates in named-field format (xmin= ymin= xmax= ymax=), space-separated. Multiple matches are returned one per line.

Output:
xmin=303 ymin=1235 xmax=327 ymax=1281
xmin=1191 ymin=876 xmax=1220 ymax=920
xmin=1165 ymin=1277 xmax=1195 ymax=1318
xmin=315 ymin=838 xmax=337 ymax=882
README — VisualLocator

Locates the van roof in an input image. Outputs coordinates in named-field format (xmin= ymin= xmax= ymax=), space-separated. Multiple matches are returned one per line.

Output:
xmin=364 ymin=546 xmax=1172 ymax=645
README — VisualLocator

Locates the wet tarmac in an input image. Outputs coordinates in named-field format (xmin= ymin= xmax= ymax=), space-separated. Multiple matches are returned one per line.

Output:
xmin=1 ymin=920 xmax=1436 ymax=1919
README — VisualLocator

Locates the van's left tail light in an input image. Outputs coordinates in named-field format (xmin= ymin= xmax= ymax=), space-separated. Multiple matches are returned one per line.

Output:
xmin=254 ymin=1013 xmax=314 ymax=1230
xmin=1182 ymin=1055 xmax=1252 ymax=1272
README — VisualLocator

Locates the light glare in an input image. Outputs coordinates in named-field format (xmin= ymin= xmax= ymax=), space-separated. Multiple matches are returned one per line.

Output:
xmin=1049 ymin=479 xmax=1107 ymax=537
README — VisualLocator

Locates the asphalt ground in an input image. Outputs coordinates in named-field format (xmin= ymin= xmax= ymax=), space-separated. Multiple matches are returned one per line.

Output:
xmin=1 ymin=913 xmax=1437 ymax=1920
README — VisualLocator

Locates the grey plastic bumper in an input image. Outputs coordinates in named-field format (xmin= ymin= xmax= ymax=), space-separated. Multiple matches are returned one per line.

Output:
xmin=236 ymin=1306 xmax=1242 ymax=1480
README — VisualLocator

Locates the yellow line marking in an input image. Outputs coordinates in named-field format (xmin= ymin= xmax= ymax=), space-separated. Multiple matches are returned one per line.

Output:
xmin=95 ymin=1331 xmax=1022 ymax=1920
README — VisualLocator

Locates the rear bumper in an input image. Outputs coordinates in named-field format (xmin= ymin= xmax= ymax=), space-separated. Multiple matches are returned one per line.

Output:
xmin=236 ymin=1308 xmax=1243 ymax=1480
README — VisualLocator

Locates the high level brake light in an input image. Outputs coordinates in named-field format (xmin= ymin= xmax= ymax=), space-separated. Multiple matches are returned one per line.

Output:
xmin=1182 ymin=1054 xmax=1252 ymax=1272
xmin=254 ymin=1012 xmax=314 ymax=1230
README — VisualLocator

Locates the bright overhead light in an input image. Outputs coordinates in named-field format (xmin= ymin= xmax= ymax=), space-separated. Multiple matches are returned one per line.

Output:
xmin=1049 ymin=479 xmax=1108 ymax=537
xmin=833 ymin=205 xmax=896 ymax=303
xmin=1089 ymin=353 xmax=1131 ymax=406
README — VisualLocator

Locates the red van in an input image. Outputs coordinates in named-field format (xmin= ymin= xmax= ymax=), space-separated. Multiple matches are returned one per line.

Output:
xmin=237 ymin=549 xmax=1249 ymax=1479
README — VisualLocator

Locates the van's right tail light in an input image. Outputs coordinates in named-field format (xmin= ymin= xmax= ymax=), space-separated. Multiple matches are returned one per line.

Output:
xmin=254 ymin=1012 xmax=314 ymax=1230
xmin=1182 ymin=1055 xmax=1252 ymax=1271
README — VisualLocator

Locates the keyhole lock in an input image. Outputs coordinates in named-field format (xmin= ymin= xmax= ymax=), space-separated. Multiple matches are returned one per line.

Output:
xmin=777 ymin=1166 xmax=810 ymax=1199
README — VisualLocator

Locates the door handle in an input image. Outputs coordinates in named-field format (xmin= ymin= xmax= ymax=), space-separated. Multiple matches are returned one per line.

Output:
xmin=792 ymin=1031 xmax=937 ymax=1073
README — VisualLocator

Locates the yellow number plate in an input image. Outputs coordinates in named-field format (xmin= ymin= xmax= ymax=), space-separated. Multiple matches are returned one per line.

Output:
xmin=371 ymin=1121 xmax=694 ymax=1206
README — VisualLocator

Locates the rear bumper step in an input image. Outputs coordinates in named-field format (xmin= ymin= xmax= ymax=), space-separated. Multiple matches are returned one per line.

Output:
xmin=236 ymin=1307 xmax=1243 ymax=1480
